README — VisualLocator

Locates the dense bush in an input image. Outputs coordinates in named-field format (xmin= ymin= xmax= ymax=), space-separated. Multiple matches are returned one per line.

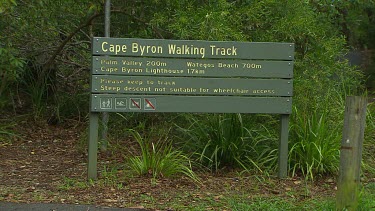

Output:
xmin=177 ymin=114 xmax=278 ymax=173
xmin=168 ymin=0 xmax=365 ymax=177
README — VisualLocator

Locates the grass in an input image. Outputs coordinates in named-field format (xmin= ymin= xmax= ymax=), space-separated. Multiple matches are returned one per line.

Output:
xmin=23 ymin=73 xmax=48 ymax=118
xmin=127 ymin=129 xmax=201 ymax=184
xmin=364 ymin=101 xmax=375 ymax=174
xmin=100 ymin=165 xmax=121 ymax=186
xmin=158 ymin=189 xmax=375 ymax=211
xmin=229 ymin=196 xmax=301 ymax=211
xmin=58 ymin=177 xmax=89 ymax=191
xmin=289 ymin=107 xmax=341 ymax=180
xmin=143 ymin=184 xmax=375 ymax=211
xmin=178 ymin=113 xmax=279 ymax=173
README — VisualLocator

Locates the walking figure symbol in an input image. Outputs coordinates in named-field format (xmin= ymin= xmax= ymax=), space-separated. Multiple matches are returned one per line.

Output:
xmin=100 ymin=98 xmax=112 ymax=109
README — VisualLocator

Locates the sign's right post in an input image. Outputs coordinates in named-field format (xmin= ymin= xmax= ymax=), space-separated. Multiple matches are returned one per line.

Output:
xmin=278 ymin=114 xmax=290 ymax=178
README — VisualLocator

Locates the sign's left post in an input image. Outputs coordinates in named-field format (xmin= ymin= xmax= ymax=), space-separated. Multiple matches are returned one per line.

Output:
xmin=88 ymin=36 xmax=99 ymax=180
xmin=88 ymin=112 xmax=99 ymax=180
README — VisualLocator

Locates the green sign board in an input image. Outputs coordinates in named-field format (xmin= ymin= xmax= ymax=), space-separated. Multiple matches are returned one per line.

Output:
xmin=88 ymin=37 xmax=295 ymax=181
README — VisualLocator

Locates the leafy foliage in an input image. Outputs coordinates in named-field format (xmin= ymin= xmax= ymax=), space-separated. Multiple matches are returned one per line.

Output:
xmin=235 ymin=1 xmax=364 ymax=180
xmin=289 ymin=107 xmax=341 ymax=180
xmin=310 ymin=0 xmax=375 ymax=49
xmin=0 ymin=47 xmax=25 ymax=101
xmin=178 ymin=113 xmax=278 ymax=173
xmin=127 ymin=129 xmax=200 ymax=184
xmin=0 ymin=0 xmax=96 ymax=117
xmin=0 ymin=0 xmax=17 ymax=14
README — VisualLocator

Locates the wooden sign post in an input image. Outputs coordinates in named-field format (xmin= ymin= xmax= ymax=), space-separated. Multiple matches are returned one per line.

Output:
xmin=336 ymin=96 xmax=367 ymax=210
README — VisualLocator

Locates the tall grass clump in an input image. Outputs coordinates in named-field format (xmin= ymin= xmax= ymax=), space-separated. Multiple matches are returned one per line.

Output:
xmin=178 ymin=113 xmax=278 ymax=173
xmin=288 ymin=56 xmax=364 ymax=180
xmin=289 ymin=107 xmax=341 ymax=180
xmin=127 ymin=129 xmax=200 ymax=184
xmin=21 ymin=66 xmax=51 ymax=118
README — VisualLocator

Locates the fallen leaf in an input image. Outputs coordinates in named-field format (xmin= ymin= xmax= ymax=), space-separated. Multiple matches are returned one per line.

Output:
xmin=129 ymin=206 xmax=145 ymax=209
xmin=103 ymin=199 xmax=118 ymax=203
xmin=214 ymin=195 xmax=224 ymax=201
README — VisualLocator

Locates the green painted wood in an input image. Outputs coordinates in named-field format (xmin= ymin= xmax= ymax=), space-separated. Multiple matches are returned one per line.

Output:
xmin=90 ymin=94 xmax=292 ymax=114
xmin=336 ymin=96 xmax=367 ymax=211
xmin=89 ymin=37 xmax=295 ymax=181
xmin=88 ymin=112 xmax=99 ymax=180
xmin=100 ymin=0 xmax=111 ymax=152
xmin=91 ymin=75 xmax=293 ymax=96
xmin=92 ymin=37 xmax=294 ymax=60
xmin=92 ymin=56 xmax=293 ymax=78
xmin=278 ymin=114 xmax=290 ymax=178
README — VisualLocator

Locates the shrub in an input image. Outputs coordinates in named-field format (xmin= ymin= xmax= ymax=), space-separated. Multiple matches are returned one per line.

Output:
xmin=0 ymin=47 xmax=25 ymax=109
xmin=178 ymin=113 xmax=278 ymax=173
xmin=289 ymin=106 xmax=341 ymax=180
xmin=127 ymin=129 xmax=200 ymax=184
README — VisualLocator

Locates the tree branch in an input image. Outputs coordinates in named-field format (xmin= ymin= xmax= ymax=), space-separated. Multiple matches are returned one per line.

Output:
xmin=42 ymin=12 xmax=103 ymax=73
xmin=42 ymin=9 xmax=171 ymax=73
